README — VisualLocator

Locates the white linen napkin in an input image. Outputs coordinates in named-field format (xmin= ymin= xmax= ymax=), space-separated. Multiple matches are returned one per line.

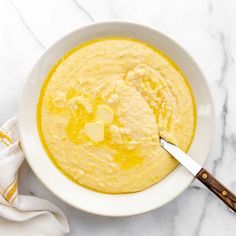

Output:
xmin=0 ymin=117 xmax=70 ymax=236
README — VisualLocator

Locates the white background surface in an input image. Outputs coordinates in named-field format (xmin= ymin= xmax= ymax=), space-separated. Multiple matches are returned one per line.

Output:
xmin=0 ymin=0 xmax=236 ymax=235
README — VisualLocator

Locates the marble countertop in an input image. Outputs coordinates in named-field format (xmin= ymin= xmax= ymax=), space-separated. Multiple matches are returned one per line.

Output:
xmin=0 ymin=0 xmax=236 ymax=235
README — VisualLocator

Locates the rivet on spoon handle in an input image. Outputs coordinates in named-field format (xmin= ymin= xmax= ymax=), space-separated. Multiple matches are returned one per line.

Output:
xmin=196 ymin=168 xmax=236 ymax=213
xmin=160 ymin=138 xmax=236 ymax=213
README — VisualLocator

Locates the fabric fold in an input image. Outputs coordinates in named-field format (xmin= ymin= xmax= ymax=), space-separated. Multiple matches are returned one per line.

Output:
xmin=0 ymin=117 xmax=70 ymax=236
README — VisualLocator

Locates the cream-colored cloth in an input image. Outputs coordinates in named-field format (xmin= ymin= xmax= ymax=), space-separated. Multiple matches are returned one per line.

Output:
xmin=0 ymin=117 xmax=70 ymax=236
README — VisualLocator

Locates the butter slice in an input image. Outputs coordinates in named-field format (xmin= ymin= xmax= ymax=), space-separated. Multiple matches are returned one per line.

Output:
xmin=84 ymin=121 xmax=104 ymax=142
xmin=96 ymin=105 xmax=114 ymax=124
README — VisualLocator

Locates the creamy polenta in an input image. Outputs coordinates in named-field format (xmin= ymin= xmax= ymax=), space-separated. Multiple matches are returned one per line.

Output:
xmin=37 ymin=38 xmax=196 ymax=193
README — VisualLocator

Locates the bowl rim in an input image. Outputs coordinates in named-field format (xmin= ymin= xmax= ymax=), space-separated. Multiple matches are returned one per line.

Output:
xmin=18 ymin=20 xmax=215 ymax=217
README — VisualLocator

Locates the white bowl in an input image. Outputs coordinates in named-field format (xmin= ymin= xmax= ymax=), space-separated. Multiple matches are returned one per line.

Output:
xmin=18 ymin=21 xmax=214 ymax=217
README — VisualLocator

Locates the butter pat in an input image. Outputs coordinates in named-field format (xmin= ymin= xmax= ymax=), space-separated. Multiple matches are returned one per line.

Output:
xmin=84 ymin=121 xmax=104 ymax=142
xmin=96 ymin=105 xmax=114 ymax=124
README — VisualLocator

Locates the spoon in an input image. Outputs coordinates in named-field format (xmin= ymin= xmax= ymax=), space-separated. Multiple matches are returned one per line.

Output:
xmin=160 ymin=138 xmax=236 ymax=213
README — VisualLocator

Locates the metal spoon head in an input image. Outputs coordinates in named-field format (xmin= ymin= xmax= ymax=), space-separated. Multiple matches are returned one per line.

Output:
xmin=159 ymin=138 xmax=166 ymax=147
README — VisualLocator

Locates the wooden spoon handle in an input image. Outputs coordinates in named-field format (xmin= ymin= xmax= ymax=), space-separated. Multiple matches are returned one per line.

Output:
xmin=196 ymin=168 xmax=236 ymax=213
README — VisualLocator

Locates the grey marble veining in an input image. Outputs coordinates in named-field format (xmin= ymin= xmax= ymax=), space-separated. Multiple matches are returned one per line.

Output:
xmin=0 ymin=0 xmax=236 ymax=235
xmin=9 ymin=0 xmax=46 ymax=49
xmin=72 ymin=0 xmax=95 ymax=22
